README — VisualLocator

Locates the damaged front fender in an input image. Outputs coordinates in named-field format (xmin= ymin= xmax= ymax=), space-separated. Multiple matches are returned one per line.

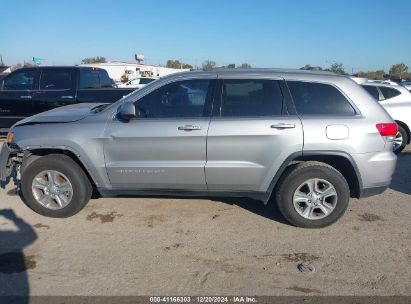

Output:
xmin=0 ymin=143 xmax=23 ymax=186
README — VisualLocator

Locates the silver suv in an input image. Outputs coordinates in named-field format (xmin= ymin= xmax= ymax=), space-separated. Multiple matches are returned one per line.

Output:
xmin=0 ymin=69 xmax=398 ymax=228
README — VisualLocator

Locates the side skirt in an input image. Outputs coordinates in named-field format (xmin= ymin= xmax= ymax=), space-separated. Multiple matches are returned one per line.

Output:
xmin=97 ymin=188 xmax=270 ymax=203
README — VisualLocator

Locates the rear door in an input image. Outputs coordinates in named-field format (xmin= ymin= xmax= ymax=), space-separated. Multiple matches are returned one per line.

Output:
xmin=0 ymin=68 xmax=38 ymax=129
xmin=206 ymin=77 xmax=303 ymax=192
xmin=31 ymin=68 xmax=77 ymax=114
xmin=103 ymin=77 xmax=216 ymax=190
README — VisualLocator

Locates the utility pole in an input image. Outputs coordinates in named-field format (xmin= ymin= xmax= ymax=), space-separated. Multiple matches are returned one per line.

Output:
xmin=0 ymin=54 xmax=3 ymax=66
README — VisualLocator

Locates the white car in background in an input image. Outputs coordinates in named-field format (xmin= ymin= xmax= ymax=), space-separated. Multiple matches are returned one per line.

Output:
xmin=118 ymin=77 xmax=157 ymax=89
xmin=362 ymin=82 xmax=411 ymax=153
xmin=401 ymin=81 xmax=411 ymax=91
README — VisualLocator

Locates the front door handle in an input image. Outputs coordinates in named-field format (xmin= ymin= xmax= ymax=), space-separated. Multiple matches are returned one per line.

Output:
xmin=61 ymin=96 xmax=74 ymax=99
xmin=178 ymin=125 xmax=201 ymax=131
xmin=271 ymin=123 xmax=295 ymax=129
xmin=20 ymin=95 xmax=32 ymax=99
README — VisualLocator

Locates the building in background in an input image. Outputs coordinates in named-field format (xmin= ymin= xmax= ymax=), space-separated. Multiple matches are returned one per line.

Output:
xmin=80 ymin=61 xmax=188 ymax=84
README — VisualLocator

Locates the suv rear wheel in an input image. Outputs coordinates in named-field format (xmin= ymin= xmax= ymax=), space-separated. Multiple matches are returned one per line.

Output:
xmin=20 ymin=154 xmax=92 ymax=217
xmin=275 ymin=161 xmax=350 ymax=228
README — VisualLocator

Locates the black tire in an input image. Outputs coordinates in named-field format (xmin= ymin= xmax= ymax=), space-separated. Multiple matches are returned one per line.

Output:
xmin=393 ymin=125 xmax=408 ymax=154
xmin=275 ymin=161 xmax=350 ymax=228
xmin=20 ymin=154 xmax=92 ymax=218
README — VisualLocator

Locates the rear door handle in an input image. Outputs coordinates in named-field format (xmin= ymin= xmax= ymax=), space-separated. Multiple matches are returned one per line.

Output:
xmin=178 ymin=125 xmax=201 ymax=131
xmin=271 ymin=123 xmax=295 ymax=129
xmin=20 ymin=95 xmax=32 ymax=99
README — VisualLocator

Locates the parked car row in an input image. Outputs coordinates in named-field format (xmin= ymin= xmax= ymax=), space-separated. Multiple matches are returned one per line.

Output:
xmin=0 ymin=69 xmax=397 ymax=228
xmin=361 ymin=81 xmax=411 ymax=153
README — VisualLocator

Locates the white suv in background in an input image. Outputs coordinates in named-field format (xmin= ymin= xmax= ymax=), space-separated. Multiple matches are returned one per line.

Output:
xmin=362 ymin=82 xmax=411 ymax=153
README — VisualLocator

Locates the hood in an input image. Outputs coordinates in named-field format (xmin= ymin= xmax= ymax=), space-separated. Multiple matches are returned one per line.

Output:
xmin=14 ymin=103 xmax=108 ymax=127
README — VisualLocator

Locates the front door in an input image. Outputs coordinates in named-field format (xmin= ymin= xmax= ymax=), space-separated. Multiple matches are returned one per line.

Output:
xmin=206 ymin=78 xmax=304 ymax=192
xmin=0 ymin=68 xmax=38 ymax=129
xmin=104 ymin=77 xmax=216 ymax=190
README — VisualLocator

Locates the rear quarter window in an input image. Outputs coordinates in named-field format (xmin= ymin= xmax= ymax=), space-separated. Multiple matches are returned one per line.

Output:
xmin=362 ymin=85 xmax=380 ymax=100
xmin=287 ymin=81 xmax=356 ymax=116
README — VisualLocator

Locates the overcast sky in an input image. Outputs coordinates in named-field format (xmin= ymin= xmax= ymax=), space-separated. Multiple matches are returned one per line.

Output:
xmin=1 ymin=0 xmax=410 ymax=73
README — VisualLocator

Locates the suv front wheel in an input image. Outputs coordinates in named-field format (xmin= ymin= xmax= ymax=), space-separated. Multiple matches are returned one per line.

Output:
xmin=20 ymin=154 xmax=92 ymax=218
xmin=275 ymin=161 xmax=350 ymax=228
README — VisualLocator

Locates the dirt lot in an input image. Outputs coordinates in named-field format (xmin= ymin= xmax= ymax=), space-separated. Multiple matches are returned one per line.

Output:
xmin=0 ymin=145 xmax=410 ymax=296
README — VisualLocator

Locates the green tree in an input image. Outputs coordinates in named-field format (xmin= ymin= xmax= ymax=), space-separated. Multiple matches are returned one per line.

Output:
xmin=182 ymin=63 xmax=193 ymax=69
xmin=166 ymin=60 xmax=193 ymax=69
xmin=227 ymin=64 xmax=236 ymax=69
xmin=202 ymin=60 xmax=216 ymax=70
xmin=329 ymin=62 xmax=346 ymax=75
xmin=300 ymin=64 xmax=323 ymax=71
xmin=389 ymin=63 xmax=408 ymax=78
xmin=240 ymin=63 xmax=251 ymax=69
xmin=166 ymin=60 xmax=182 ymax=69
xmin=81 ymin=56 xmax=106 ymax=64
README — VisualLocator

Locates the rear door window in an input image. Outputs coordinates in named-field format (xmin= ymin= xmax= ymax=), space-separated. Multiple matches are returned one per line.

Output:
xmin=220 ymin=79 xmax=283 ymax=117
xmin=40 ymin=69 xmax=74 ymax=90
xmin=379 ymin=87 xmax=401 ymax=100
xmin=287 ymin=81 xmax=356 ymax=116
xmin=362 ymin=85 xmax=380 ymax=100
xmin=79 ymin=68 xmax=101 ymax=89
xmin=99 ymin=70 xmax=115 ymax=88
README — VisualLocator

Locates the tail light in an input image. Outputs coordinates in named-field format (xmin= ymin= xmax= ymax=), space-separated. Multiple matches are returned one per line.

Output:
xmin=376 ymin=123 xmax=398 ymax=137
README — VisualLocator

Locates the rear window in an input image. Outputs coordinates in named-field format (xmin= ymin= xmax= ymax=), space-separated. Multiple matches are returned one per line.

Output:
xmin=380 ymin=87 xmax=401 ymax=100
xmin=287 ymin=81 xmax=356 ymax=116
xmin=362 ymin=85 xmax=380 ymax=100
xmin=221 ymin=79 xmax=283 ymax=117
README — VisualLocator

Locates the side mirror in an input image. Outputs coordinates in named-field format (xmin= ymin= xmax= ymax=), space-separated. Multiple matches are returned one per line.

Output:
xmin=118 ymin=101 xmax=147 ymax=121
xmin=118 ymin=101 xmax=136 ymax=120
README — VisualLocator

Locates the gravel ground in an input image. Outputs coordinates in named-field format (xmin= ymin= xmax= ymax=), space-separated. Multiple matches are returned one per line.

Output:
xmin=0 ymin=145 xmax=410 ymax=296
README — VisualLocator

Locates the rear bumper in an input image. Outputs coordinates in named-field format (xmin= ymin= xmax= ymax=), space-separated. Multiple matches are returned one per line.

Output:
xmin=352 ymin=151 xmax=397 ymax=192
xmin=359 ymin=184 xmax=389 ymax=198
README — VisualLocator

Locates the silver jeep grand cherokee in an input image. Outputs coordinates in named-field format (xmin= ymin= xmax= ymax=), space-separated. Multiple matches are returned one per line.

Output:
xmin=0 ymin=69 xmax=398 ymax=228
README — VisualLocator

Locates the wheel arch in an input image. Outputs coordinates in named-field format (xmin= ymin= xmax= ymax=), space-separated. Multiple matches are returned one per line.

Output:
xmin=266 ymin=151 xmax=363 ymax=202
xmin=21 ymin=148 xmax=100 ymax=196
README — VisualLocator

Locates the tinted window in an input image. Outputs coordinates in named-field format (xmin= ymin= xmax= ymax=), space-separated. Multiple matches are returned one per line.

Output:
xmin=288 ymin=81 xmax=356 ymax=115
xmin=79 ymin=68 xmax=100 ymax=89
xmin=40 ymin=69 xmax=73 ymax=90
xmin=3 ymin=70 xmax=37 ymax=90
xmin=380 ymin=87 xmax=401 ymax=100
xmin=220 ymin=79 xmax=283 ymax=117
xmin=99 ymin=70 xmax=115 ymax=88
xmin=136 ymin=79 xmax=211 ymax=118
xmin=140 ymin=78 xmax=155 ymax=85
xmin=362 ymin=85 xmax=380 ymax=100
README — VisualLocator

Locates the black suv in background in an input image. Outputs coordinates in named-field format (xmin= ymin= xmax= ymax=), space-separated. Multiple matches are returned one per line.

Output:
xmin=0 ymin=66 xmax=135 ymax=134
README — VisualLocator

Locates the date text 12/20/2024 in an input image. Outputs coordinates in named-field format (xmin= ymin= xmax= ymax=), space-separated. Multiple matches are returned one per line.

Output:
xmin=150 ymin=297 xmax=257 ymax=303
